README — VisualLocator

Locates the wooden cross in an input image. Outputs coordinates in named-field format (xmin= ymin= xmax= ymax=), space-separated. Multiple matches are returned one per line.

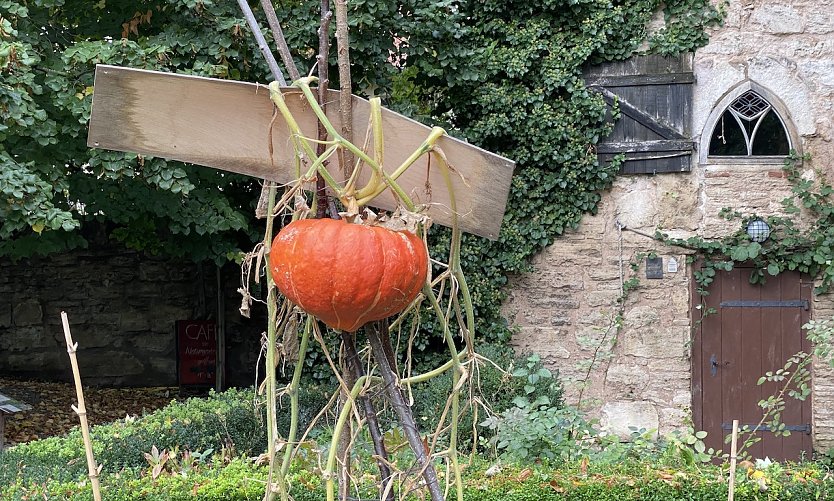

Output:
xmin=87 ymin=65 xmax=515 ymax=240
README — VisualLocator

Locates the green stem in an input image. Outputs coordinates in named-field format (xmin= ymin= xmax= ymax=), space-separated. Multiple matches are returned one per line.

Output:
xmin=280 ymin=317 xmax=312 ymax=477
xmin=262 ymin=184 xmax=288 ymax=501
xmin=325 ymin=375 xmax=368 ymax=501
xmin=355 ymin=127 xmax=446 ymax=206
xmin=295 ymin=78 xmax=431 ymax=210
xmin=269 ymin=83 xmax=319 ymax=163
xmin=294 ymin=78 xmax=379 ymax=171
xmin=268 ymin=83 xmax=344 ymax=195
xmin=402 ymin=353 xmax=465 ymax=384
xmin=432 ymin=148 xmax=469 ymax=500
xmin=372 ymin=97 xmax=384 ymax=169
xmin=344 ymin=97 xmax=384 ymax=195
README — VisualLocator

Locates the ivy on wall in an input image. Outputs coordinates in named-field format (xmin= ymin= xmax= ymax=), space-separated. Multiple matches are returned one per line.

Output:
xmin=658 ymin=154 xmax=834 ymax=296
xmin=395 ymin=0 xmax=725 ymax=346
xmin=1 ymin=0 xmax=723 ymax=352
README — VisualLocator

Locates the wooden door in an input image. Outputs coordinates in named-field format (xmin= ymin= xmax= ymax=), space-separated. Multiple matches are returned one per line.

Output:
xmin=692 ymin=267 xmax=813 ymax=461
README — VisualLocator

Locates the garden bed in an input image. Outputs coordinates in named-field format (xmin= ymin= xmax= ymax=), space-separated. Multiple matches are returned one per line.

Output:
xmin=0 ymin=377 xmax=177 ymax=445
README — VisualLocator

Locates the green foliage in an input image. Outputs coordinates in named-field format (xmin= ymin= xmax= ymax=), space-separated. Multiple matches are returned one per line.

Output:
xmin=4 ymin=455 xmax=833 ymax=500
xmin=2 ymin=0 xmax=723 ymax=351
xmin=410 ymin=345 xmax=565 ymax=449
xmin=397 ymin=0 xmax=723 ymax=345
xmin=0 ymin=388 xmax=268 ymax=485
xmin=662 ymin=427 xmax=717 ymax=464
xmin=805 ymin=317 xmax=834 ymax=367
xmin=662 ymin=154 xmax=834 ymax=297
xmin=649 ymin=0 xmax=727 ymax=55
xmin=1 ymin=0 xmax=268 ymax=262
xmin=2 ymin=389 xmax=830 ymax=500
xmin=480 ymin=402 xmax=596 ymax=462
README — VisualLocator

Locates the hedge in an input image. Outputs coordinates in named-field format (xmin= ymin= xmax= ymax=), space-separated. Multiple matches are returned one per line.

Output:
xmin=0 ymin=387 xmax=270 ymax=486
xmin=3 ymin=460 xmax=832 ymax=500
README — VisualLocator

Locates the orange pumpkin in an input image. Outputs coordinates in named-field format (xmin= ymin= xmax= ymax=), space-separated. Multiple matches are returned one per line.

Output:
xmin=269 ymin=218 xmax=428 ymax=332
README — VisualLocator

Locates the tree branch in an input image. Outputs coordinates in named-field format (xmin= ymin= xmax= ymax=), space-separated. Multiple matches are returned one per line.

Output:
xmin=334 ymin=0 xmax=353 ymax=177
xmin=367 ymin=321 xmax=445 ymax=501
xmin=236 ymin=0 xmax=286 ymax=85
xmin=259 ymin=0 xmax=301 ymax=81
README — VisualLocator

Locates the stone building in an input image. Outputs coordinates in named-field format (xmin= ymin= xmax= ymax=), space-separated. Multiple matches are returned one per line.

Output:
xmin=0 ymin=247 xmax=264 ymax=388
xmin=505 ymin=0 xmax=834 ymax=460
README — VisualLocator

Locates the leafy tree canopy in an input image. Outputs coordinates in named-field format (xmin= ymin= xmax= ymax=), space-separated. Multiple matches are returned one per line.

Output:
xmin=1 ymin=0 xmax=721 ymax=342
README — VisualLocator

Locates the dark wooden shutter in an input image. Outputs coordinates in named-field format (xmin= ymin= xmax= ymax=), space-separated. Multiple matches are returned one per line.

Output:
xmin=584 ymin=54 xmax=695 ymax=174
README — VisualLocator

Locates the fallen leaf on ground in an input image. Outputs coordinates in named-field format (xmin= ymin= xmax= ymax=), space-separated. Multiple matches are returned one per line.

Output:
xmin=0 ymin=377 xmax=178 ymax=446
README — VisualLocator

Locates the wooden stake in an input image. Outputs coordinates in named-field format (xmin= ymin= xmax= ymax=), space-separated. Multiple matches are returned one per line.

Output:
xmin=367 ymin=322 xmax=445 ymax=501
xmin=61 ymin=311 xmax=102 ymax=501
xmin=236 ymin=0 xmax=285 ymax=85
xmin=728 ymin=419 xmax=739 ymax=501
xmin=259 ymin=0 xmax=301 ymax=81
xmin=334 ymin=0 xmax=354 ymax=177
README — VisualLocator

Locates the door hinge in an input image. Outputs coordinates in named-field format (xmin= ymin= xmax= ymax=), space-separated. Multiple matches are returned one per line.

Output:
xmin=720 ymin=300 xmax=809 ymax=310
xmin=721 ymin=423 xmax=811 ymax=434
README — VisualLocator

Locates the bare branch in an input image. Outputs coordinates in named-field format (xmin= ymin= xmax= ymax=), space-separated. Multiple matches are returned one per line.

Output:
xmin=236 ymin=0 xmax=286 ymax=85
xmin=259 ymin=0 xmax=302 ymax=81
xmin=334 ymin=0 xmax=354 ymax=177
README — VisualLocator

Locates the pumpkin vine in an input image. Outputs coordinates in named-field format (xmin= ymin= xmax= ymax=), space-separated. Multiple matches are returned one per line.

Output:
xmin=244 ymin=74 xmax=482 ymax=501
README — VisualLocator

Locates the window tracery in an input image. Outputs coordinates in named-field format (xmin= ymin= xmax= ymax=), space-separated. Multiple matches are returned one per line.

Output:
xmin=708 ymin=90 xmax=790 ymax=157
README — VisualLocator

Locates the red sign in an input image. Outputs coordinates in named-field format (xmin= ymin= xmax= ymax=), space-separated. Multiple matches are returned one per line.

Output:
xmin=176 ymin=320 xmax=217 ymax=386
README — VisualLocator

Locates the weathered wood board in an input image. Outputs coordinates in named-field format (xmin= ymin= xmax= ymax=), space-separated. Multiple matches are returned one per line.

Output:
xmin=87 ymin=65 xmax=515 ymax=240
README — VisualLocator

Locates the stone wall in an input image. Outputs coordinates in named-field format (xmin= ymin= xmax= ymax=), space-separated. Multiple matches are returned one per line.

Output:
xmin=0 ymin=246 xmax=265 ymax=387
xmin=505 ymin=0 xmax=834 ymax=448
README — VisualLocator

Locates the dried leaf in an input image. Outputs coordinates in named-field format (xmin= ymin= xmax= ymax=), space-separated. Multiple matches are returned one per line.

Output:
xmin=0 ymin=377 xmax=176 ymax=446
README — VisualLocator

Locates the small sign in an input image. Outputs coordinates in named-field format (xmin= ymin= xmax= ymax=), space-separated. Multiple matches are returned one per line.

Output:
xmin=176 ymin=320 xmax=218 ymax=386
xmin=667 ymin=257 xmax=679 ymax=273
xmin=646 ymin=257 xmax=664 ymax=279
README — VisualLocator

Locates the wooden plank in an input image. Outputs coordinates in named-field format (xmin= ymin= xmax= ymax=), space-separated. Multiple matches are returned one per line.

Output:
xmin=87 ymin=65 xmax=515 ymax=240
xmin=778 ymin=273 xmax=810 ymax=461
xmin=760 ymin=272 xmax=780 ymax=461
xmin=619 ymin=156 xmax=690 ymax=174
xmin=799 ymin=277 xmax=813 ymax=457
xmin=583 ymin=53 xmax=693 ymax=78
xmin=596 ymin=140 xmax=694 ymax=154
xmin=740 ymin=271 xmax=766 ymax=460
xmin=699 ymin=265 xmax=724 ymax=456
xmin=722 ymin=269 xmax=746 ymax=457
xmin=585 ymin=73 xmax=694 ymax=87
xmin=691 ymin=263 xmax=705 ymax=435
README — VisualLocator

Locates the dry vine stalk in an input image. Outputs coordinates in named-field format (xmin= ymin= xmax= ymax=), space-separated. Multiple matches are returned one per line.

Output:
xmin=232 ymin=4 xmax=477 ymax=500
xmin=242 ymin=75 xmax=478 ymax=501
xmin=60 ymin=311 xmax=102 ymax=501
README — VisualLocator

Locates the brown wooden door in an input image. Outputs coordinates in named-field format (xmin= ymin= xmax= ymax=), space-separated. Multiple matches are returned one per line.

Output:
xmin=692 ymin=267 xmax=813 ymax=461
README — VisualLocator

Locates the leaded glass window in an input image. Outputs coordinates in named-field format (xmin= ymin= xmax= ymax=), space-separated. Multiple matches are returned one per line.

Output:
xmin=708 ymin=90 xmax=790 ymax=156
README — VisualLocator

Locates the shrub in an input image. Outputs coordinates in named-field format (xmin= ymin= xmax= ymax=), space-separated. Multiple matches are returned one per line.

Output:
xmin=408 ymin=344 xmax=564 ymax=450
xmin=3 ymin=457 xmax=833 ymax=500
xmin=0 ymin=388 xmax=268 ymax=485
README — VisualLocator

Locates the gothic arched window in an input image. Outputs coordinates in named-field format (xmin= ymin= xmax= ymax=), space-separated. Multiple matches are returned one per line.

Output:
xmin=708 ymin=90 xmax=791 ymax=156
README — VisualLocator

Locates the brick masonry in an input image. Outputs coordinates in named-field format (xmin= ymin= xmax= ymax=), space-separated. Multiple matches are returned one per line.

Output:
xmin=505 ymin=0 xmax=834 ymax=449
xmin=0 ymin=247 xmax=265 ymax=387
